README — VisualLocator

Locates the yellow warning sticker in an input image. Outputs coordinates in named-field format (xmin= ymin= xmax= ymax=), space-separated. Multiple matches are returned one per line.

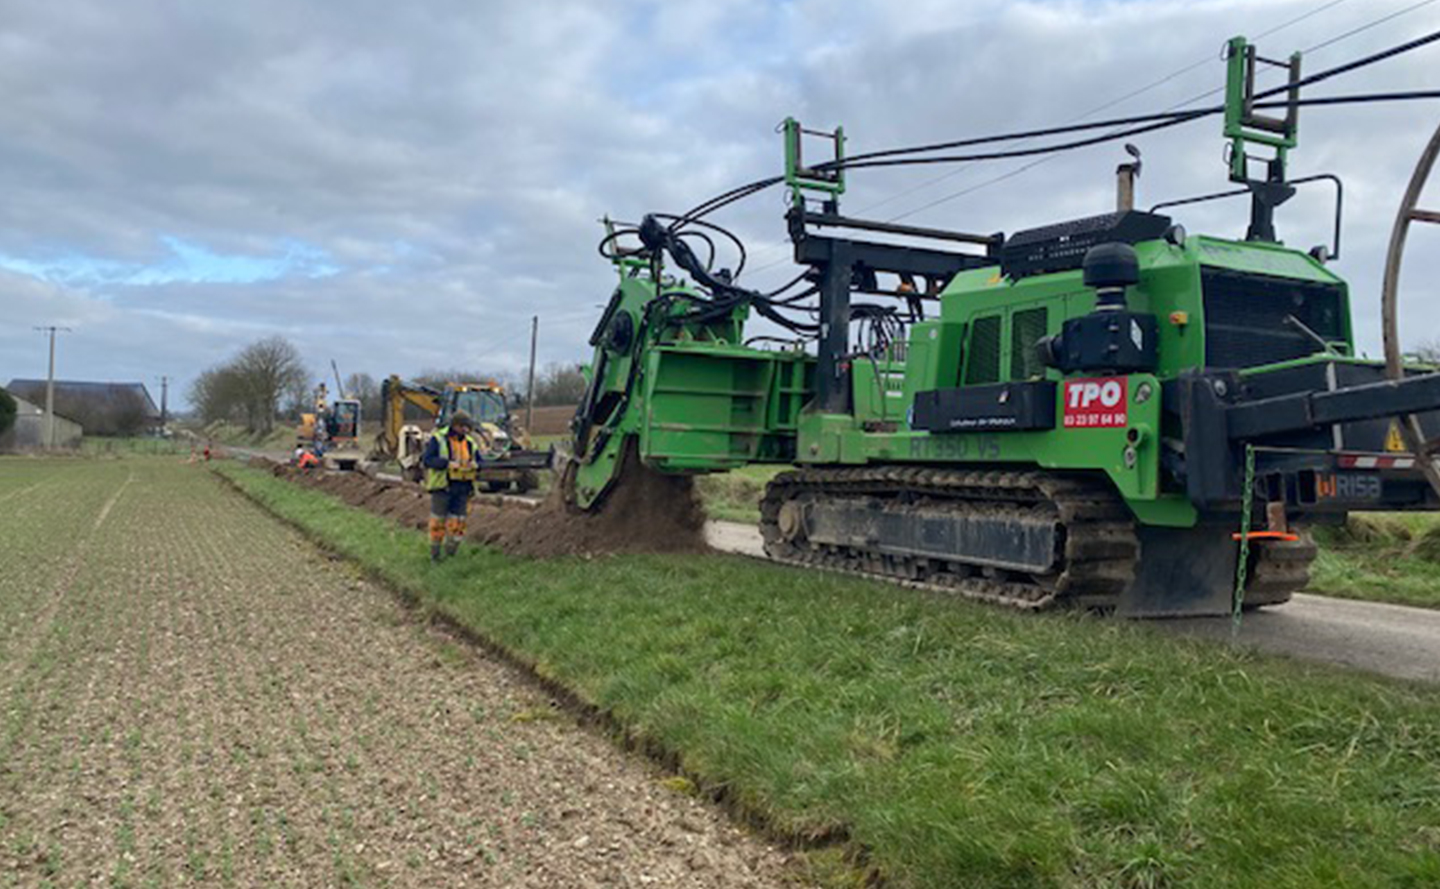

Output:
xmin=1385 ymin=420 xmax=1408 ymax=453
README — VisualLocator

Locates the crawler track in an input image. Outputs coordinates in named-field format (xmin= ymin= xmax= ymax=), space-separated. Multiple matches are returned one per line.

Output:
xmin=758 ymin=466 xmax=1314 ymax=612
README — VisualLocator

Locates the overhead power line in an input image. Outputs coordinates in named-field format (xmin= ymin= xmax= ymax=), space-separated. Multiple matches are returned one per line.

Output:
xmin=743 ymin=0 xmax=1363 ymax=272
xmin=853 ymin=0 xmax=1353 ymax=216
xmin=692 ymin=10 xmax=1440 ymax=282
xmin=888 ymin=0 xmax=1439 ymax=224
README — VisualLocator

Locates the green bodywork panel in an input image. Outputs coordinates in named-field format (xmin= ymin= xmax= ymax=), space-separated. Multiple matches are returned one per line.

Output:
xmin=642 ymin=343 xmax=812 ymax=472
xmin=576 ymin=231 xmax=1356 ymax=527
xmin=569 ymin=271 xmax=813 ymax=508
xmin=569 ymin=38 xmax=1402 ymax=530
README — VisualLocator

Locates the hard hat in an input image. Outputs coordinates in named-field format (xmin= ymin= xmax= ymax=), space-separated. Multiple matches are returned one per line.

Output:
xmin=451 ymin=410 xmax=474 ymax=428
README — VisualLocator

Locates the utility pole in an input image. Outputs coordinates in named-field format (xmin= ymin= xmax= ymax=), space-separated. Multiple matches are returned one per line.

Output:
xmin=159 ymin=376 xmax=169 ymax=428
xmin=34 ymin=326 xmax=70 ymax=449
xmin=526 ymin=315 xmax=538 ymax=431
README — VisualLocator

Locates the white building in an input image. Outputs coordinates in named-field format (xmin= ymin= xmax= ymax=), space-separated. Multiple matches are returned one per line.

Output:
xmin=0 ymin=394 xmax=84 ymax=450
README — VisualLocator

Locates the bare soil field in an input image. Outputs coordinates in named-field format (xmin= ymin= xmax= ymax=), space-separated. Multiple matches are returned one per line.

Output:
xmin=0 ymin=458 xmax=795 ymax=887
xmin=521 ymin=405 xmax=577 ymax=438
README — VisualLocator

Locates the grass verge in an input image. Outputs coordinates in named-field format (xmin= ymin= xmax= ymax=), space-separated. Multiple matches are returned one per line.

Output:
xmin=77 ymin=435 xmax=189 ymax=457
xmin=216 ymin=461 xmax=1440 ymax=889
xmin=696 ymin=464 xmax=785 ymax=524
xmin=1308 ymin=514 xmax=1440 ymax=609
xmin=191 ymin=421 xmax=295 ymax=451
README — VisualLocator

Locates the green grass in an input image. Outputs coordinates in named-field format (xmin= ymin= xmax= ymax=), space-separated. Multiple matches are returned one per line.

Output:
xmin=217 ymin=460 xmax=1440 ymax=889
xmin=77 ymin=436 xmax=188 ymax=457
xmin=193 ymin=422 xmax=296 ymax=451
xmin=696 ymin=464 xmax=785 ymax=523
xmin=1309 ymin=514 xmax=1440 ymax=609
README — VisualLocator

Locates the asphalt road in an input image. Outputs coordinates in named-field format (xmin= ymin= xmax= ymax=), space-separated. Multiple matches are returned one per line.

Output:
xmin=703 ymin=521 xmax=1440 ymax=684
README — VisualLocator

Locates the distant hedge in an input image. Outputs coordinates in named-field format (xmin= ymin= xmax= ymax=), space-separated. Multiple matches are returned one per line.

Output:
xmin=0 ymin=388 xmax=16 ymax=437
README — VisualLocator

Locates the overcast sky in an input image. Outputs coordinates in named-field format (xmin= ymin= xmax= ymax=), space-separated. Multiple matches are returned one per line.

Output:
xmin=3 ymin=0 xmax=1439 ymax=409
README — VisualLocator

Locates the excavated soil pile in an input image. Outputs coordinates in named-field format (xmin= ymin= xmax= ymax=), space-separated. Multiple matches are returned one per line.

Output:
xmin=472 ymin=450 xmax=708 ymax=558
xmin=268 ymin=463 xmax=432 ymax=530
xmin=260 ymin=456 xmax=710 ymax=558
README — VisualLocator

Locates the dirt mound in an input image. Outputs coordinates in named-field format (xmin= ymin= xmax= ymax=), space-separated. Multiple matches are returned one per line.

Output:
xmin=475 ymin=449 xmax=708 ymax=558
xmin=265 ymin=464 xmax=433 ymax=529
xmin=253 ymin=452 xmax=709 ymax=558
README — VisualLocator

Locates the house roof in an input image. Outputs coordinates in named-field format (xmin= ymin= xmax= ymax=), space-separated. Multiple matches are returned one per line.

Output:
xmin=5 ymin=380 xmax=160 ymax=418
xmin=6 ymin=394 xmax=81 ymax=425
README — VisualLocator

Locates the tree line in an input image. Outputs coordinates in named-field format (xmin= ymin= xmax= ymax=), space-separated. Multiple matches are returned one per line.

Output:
xmin=189 ymin=336 xmax=587 ymax=434
xmin=189 ymin=337 xmax=310 ymax=434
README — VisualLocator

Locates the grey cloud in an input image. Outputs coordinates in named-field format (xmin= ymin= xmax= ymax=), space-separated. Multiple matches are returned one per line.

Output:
xmin=2 ymin=0 xmax=1439 ymax=407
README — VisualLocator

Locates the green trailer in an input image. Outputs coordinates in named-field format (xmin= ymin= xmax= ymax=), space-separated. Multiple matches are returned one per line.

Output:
xmin=563 ymin=37 xmax=1440 ymax=616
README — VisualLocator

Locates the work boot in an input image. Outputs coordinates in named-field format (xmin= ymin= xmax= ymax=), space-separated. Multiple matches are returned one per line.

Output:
xmin=427 ymin=516 xmax=446 ymax=563
xmin=445 ymin=516 xmax=465 ymax=558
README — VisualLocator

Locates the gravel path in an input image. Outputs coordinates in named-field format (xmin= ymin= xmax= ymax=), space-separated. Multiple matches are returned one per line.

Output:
xmin=0 ymin=460 xmax=797 ymax=887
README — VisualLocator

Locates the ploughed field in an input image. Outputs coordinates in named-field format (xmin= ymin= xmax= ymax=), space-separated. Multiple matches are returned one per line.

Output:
xmin=221 ymin=458 xmax=1440 ymax=889
xmin=0 ymin=459 xmax=792 ymax=888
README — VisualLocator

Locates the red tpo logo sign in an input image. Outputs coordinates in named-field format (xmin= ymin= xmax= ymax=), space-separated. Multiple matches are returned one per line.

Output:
xmin=1063 ymin=378 xmax=1128 ymax=428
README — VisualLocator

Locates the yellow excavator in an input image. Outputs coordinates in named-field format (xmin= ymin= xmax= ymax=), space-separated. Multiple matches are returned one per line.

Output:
xmin=297 ymin=382 xmax=363 ymax=471
xmin=370 ymin=375 xmax=548 ymax=491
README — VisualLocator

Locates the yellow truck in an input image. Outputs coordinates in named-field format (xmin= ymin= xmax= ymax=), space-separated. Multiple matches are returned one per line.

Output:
xmin=370 ymin=375 xmax=548 ymax=491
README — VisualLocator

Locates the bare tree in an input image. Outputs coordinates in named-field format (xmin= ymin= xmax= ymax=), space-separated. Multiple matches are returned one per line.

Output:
xmin=1414 ymin=338 xmax=1440 ymax=365
xmin=111 ymin=389 xmax=150 ymax=436
xmin=232 ymin=337 xmax=309 ymax=434
xmin=413 ymin=367 xmax=518 ymax=391
xmin=343 ymin=372 xmax=382 ymax=420
xmin=532 ymin=362 xmax=587 ymax=406
xmin=189 ymin=367 xmax=245 ymax=425
xmin=281 ymin=376 xmax=312 ymax=422
xmin=190 ymin=337 xmax=309 ymax=434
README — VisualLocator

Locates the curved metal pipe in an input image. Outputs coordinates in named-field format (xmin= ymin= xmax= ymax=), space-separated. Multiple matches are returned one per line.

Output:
xmin=1380 ymin=119 xmax=1440 ymax=496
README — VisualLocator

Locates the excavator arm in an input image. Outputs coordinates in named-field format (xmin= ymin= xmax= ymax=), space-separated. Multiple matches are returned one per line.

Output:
xmin=372 ymin=375 xmax=442 ymax=460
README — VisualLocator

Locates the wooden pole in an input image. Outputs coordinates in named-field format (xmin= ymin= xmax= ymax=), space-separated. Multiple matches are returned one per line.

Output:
xmin=525 ymin=315 xmax=538 ymax=432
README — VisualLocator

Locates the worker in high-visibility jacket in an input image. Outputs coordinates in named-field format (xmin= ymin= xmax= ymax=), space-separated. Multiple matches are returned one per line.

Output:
xmin=420 ymin=411 xmax=483 ymax=561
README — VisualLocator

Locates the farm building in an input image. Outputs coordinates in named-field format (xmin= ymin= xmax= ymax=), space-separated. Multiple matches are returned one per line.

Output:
xmin=5 ymin=379 xmax=159 ymax=436
xmin=0 ymin=393 xmax=84 ymax=450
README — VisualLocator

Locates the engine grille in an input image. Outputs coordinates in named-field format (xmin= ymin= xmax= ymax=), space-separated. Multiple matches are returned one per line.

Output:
xmin=1009 ymin=307 xmax=1049 ymax=380
xmin=965 ymin=315 xmax=1002 ymax=385
xmin=1201 ymin=268 xmax=1346 ymax=369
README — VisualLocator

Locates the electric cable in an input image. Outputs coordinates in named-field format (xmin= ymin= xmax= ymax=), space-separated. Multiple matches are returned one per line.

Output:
xmin=1304 ymin=0 xmax=1438 ymax=52
xmin=743 ymin=12 xmax=1440 ymax=264
xmin=885 ymin=10 xmax=1440 ymax=222
xmin=608 ymin=23 xmax=1440 ymax=338
xmin=763 ymin=269 xmax=812 ymax=297
xmin=845 ymin=88 xmax=1440 ymax=172
xmin=743 ymin=0 xmax=1365 ymax=266
xmin=1158 ymin=0 xmax=1439 ymax=122
xmin=798 ymin=0 xmax=1356 ymax=227
xmin=820 ymin=28 xmax=1440 ymax=171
